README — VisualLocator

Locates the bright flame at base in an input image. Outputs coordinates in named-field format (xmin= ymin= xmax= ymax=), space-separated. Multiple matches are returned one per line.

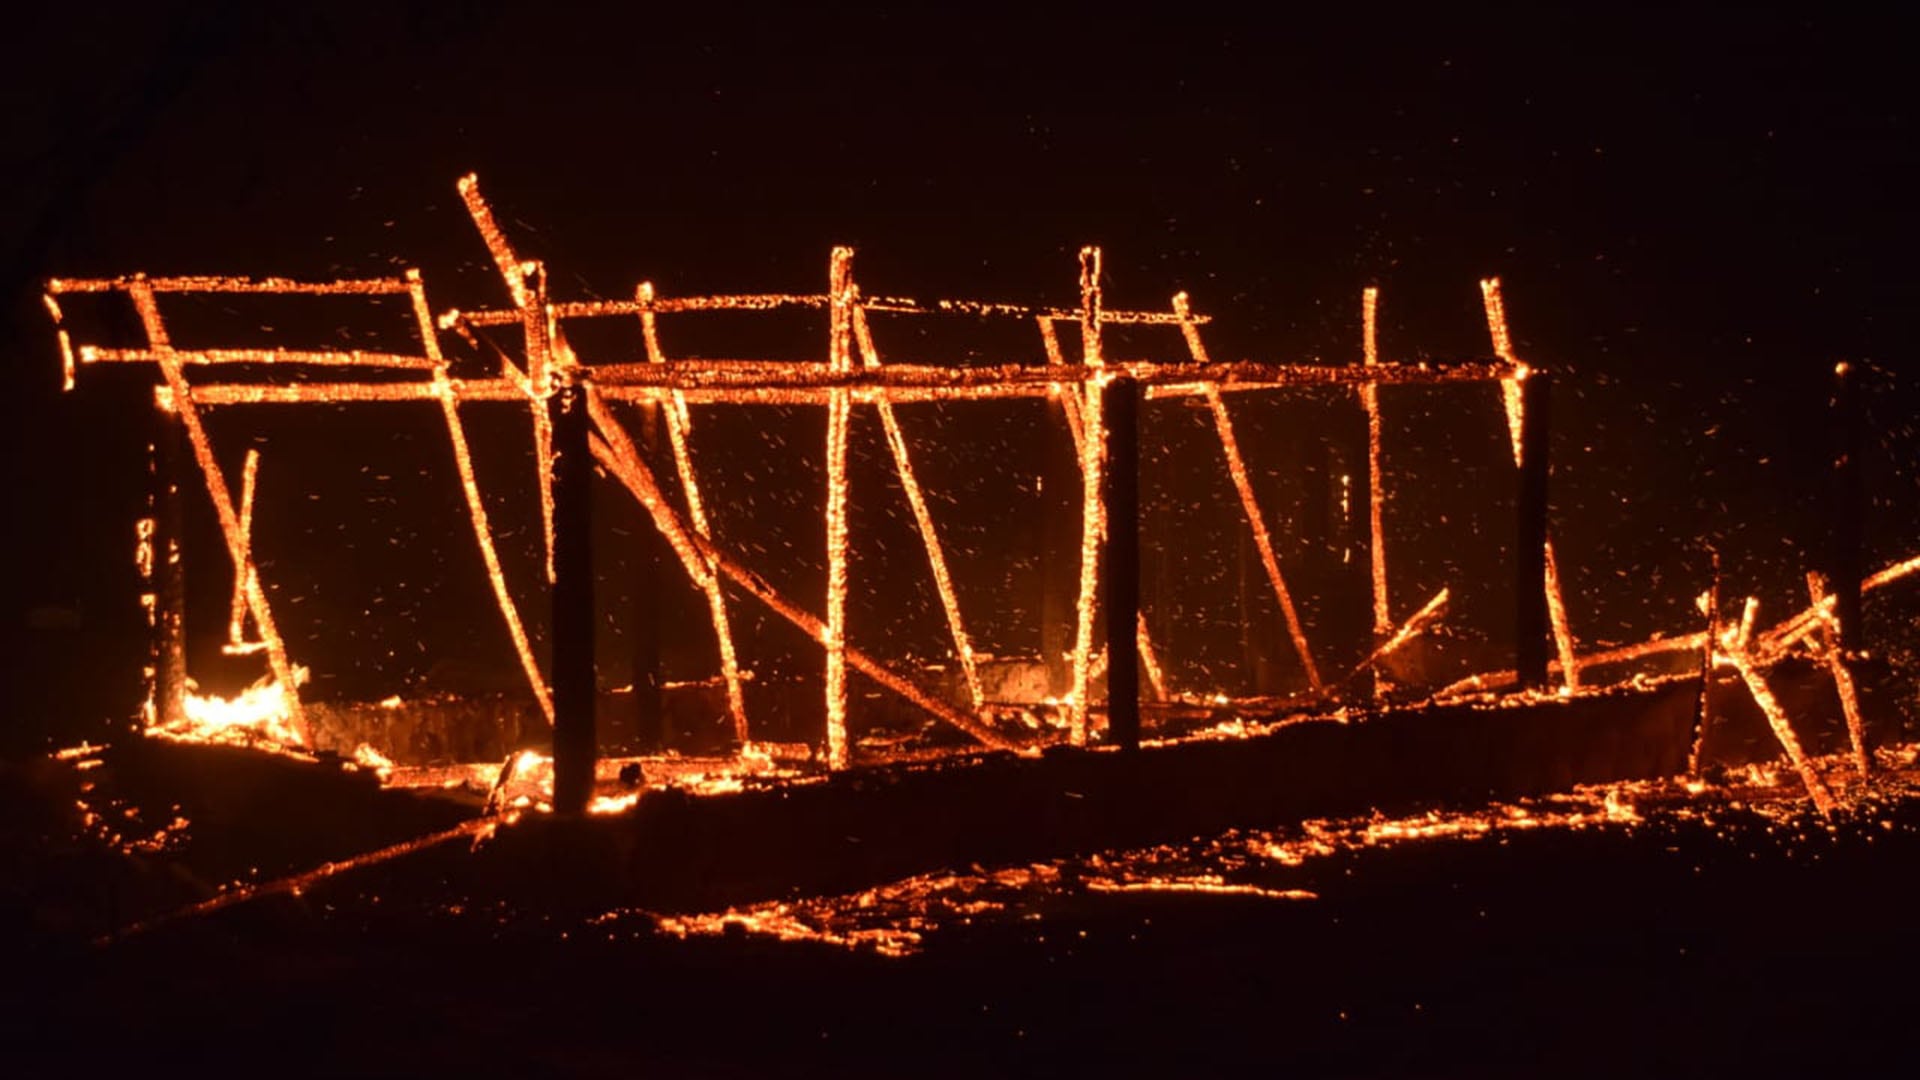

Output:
xmin=154 ymin=668 xmax=310 ymax=750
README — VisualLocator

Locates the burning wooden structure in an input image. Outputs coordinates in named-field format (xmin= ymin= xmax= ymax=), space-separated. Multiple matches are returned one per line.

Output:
xmin=43 ymin=177 xmax=1910 ymax=915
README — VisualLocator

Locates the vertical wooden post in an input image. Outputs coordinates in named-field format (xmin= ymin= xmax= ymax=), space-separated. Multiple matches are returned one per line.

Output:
xmin=1515 ymin=370 xmax=1553 ymax=690
xmin=149 ymin=388 xmax=187 ymax=729
xmin=1831 ymin=362 xmax=1864 ymax=656
xmin=824 ymin=247 xmax=855 ymax=770
xmin=549 ymin=380 xmax=597 ymax=815
xmin=1355 ymin=445 xmax=1381 ymax=703
xmin=1103 ymin=375 xmax=1141 ymax=750
xmin=631 ymin=400 xmax=666 ymax=750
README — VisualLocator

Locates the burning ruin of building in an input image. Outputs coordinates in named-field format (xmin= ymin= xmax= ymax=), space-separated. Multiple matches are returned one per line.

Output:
xmin=41 ymin=175 xmax=1917 ymax=925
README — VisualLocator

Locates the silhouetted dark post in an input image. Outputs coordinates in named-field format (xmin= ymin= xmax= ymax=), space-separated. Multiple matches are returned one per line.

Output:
xmin=549 ymin=381 xmax=596 ymax=815
xmin=1831 ymin=362 xmax=1864 ymax=656
xmin=150 ymin=388 xmax=187 ymax=729
xmin=1103 ymin=376 xmax=1141 ymax=750
xmin=1040 ymin=392 xmax=1080 ymax=696
xmin=1515 ymin=371 xmax=1552 ymax=690
xmin=631 ymin=400 xmax=666 ymax=749
xmin=1689 ymin=547 xmax=1720 ymax=778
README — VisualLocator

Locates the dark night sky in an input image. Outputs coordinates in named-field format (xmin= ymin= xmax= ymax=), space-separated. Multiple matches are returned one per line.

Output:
xmin=3 ymin=5 xmax=1915 ymax=744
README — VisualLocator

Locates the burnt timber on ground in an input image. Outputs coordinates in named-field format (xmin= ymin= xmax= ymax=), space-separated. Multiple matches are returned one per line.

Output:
xmin=473 ymin=676 xmax=1702 ymax=912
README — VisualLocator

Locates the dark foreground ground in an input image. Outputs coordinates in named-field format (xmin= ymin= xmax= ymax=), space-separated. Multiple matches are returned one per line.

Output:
xmin=7 ymin=762 xmax=1920 ymax=1079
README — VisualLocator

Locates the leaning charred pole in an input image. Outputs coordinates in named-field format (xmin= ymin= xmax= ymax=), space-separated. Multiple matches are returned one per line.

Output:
xmin=1515 ymin=369 xmax=1553 ymax=690
xmin=1103 ymin=374 xmax=1142 ymax=750
xmin=549 ymin=377 xmax=598 ymax=815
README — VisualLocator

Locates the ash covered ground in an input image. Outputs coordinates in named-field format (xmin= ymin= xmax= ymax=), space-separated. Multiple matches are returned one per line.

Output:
xmin=7 ymin=745 xmax=1920 ymax=1077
